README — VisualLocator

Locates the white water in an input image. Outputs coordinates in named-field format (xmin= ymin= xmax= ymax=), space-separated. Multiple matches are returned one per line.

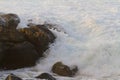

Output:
xmin=0 ymin=0 xmax=120 ymax=80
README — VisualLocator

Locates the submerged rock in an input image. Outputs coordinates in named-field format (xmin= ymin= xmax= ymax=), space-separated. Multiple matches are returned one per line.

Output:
xmin=52 ymin=62 xmax=78 ymax=77
xmin=0 ymin=13 xmax=56 ymax=70
xmin=36 ymin=73 xmax=56 ymax=80
xmin=5 ymin=74 xmax=22 ymax=80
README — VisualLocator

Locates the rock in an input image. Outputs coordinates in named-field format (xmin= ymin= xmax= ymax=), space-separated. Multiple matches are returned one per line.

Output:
xmin=18 ymin=24 xmax=56 ymax=56
xmin=0 ymin=13 xmax=20 ymax=30
xmin=0 ymin=13 xmax=56 ymax=70
xmin=0 ymin=41 xmax=40 ymax=70
xmin=52 ymin=62 xmax=78 ymax=77
xmin=27 ymin=23 xmax=56 ymax=43
xmin=70 ymin=65 xmax=78 ymax=76
xmin=0 ymin=30 xmax=25 ymax=43
xmin=5 ymin=74 xmax=22 ymax=80
xmin=36 ymin=73 xmax=56 ymax=80
xmin=0 ymin=13 xmax=24 ymax=42
xmin=36 ymin=24 xmax=56 ymax=43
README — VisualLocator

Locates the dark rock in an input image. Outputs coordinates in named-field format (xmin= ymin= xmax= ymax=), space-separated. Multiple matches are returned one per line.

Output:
xmin=5 ymin=74 xmax=22 ymax=80
xmin=0 ymin=42 xmax=39 ymax=70
xmin=0 ymin=13 xmax=56 ymax=70
xmin=36 ymin=24 xmax=56 ymax=43
xmin=18 ymin=24 xmax=56 ymax=56
xmin=0 ymin=30 xmax=25 ymax=43
xmin=36 ymin=73 xmax=56 ymax=80
xmin=27 ymin=23 xmax=56 ymax=43
xmin=0 ymin=17 xmax=6 ymax=31
xmin=52 ymin=62 xmax=78 ymax=77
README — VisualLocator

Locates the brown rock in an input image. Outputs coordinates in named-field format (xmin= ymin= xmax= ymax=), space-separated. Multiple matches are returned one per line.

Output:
xmin=0 ymin=13 xmax=20 ymax=30
xmin=27 ymin=23 xmax=56 ymax=43
xmin=18 ymin=24 xmax=56 ymax=56
xmin=0 ymin=13 xmax=56 ymax=70
xmin=52 ymin=62 xmax=78 ymax=77
xmin=5 ymin=74 xmax=22 ymax=80
xmin=0 ymin=42 xmax=39 ymax=70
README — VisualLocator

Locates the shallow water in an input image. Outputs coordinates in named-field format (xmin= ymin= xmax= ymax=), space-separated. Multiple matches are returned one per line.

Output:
xmin=0 ymin=0 xmax=120 ymax=80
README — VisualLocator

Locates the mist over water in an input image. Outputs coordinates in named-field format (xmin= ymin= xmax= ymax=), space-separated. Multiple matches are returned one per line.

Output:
xmin=0 ymin=0 xmax=120 ymax=80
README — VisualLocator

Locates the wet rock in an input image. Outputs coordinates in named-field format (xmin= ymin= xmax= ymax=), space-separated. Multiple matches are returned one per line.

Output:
xmin=0 ymin=30 xmax=25 ymax=43
xmin=0 ymin=13 xmax=56 ymax=70
xmin=0 ymin=13 xmax=20 ymax=30
xmin=18 ymin=24 xmax=56 ymax=56
xmin=70 ymin=65 xmax=79 ymax=76
xmin=0 ymin=13 xmax=24 ymax=42
xmin=27 ymin=23 xmax=56 ymax=43
xmin=5 ymin=74 xmax=22 ymax=80
xmin=52 ymin=62 xmax=78 ymax=77
xmin=0 ymin=42 xmax=39 ymax=70
xmin=36 ymin=24 xmax=56 ymax=43
xmin=36 ymin=73 xmax=56 ymax=80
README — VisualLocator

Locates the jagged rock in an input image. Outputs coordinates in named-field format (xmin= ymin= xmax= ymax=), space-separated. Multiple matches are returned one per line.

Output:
xmin=0 ymin=13 xmax=56 ymax=70
xmin=36 ymin=73 xmax=56 ymax=80
xmin=18 ymin=24 xmax=56 ymax=56
xmin=52 ymin=62 xmax=78 ymax=77
xmin=27 ymin=23 xmax=56 ymax=43
xmin=5 ymin=74 xmax=22 ymax=80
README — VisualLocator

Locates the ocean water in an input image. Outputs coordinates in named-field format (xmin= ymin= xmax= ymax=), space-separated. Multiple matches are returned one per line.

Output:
xmin=0 ymin=0 xmax=120 ymax=80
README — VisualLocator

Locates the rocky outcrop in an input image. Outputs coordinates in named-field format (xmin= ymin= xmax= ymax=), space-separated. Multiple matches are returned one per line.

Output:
xmin=18 ymin=24 xmax=56 ymax=56
xmin=36 ymin=73 xmax=56 ymax=80
xmin=52 ymin=62 xmax=78 ymax=77
xmin=5 ymin=74 xmax=22 ymax=80
xmin=0 ymin=13 xmax=56 ymax=70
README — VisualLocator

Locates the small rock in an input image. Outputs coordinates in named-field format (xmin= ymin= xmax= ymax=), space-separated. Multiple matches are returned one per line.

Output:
xmin=0 ymin=13 xmax=20 ymax=30
xmin=70 ymin=65 xmax=79 ymax=76
xmin=36 ymin=73 xmax=56 ymax=80
xmin=5 ymin=74 xmax=22 ymax=80
xmin=52 ymin=62 xmax=78 ymax=77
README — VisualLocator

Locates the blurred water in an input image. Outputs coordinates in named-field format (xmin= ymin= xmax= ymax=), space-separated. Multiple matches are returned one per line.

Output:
xmin=0 ymin=0 xmax=120 ymax=80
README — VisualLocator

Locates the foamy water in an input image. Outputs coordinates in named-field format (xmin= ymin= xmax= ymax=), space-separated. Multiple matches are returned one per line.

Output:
xmin=0 ymin=0 xmax=120 ymax=80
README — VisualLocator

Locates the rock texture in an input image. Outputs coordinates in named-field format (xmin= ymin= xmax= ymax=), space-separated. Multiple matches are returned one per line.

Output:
xmin=36 ymin=73 xmax=56 ymax=80
xmin=5 ymin=74 xmax=22 ymax=80
xmin=0 ymin=13 xmax=56 ymax=70
xmin=52 ymin=62 xmax=78 ymax=77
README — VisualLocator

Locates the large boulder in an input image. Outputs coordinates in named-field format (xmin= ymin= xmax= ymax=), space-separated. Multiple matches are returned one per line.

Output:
xmin=52 ymin=62 xmax=78 ymax=77
xmin=0 ymin=13 xmax=56 ymax=70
